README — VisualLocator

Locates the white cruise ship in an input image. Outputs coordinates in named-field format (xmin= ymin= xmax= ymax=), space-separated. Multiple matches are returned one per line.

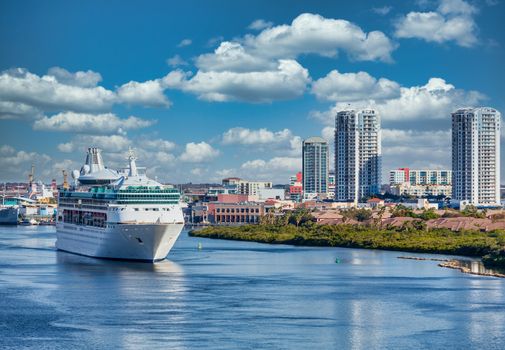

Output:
xmin=56 ymin=147 xmax=184 ymax=262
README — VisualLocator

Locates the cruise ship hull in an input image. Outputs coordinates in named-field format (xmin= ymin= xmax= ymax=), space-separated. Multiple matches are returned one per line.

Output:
xmin=56 ymin=223 xmax=184 ymax=261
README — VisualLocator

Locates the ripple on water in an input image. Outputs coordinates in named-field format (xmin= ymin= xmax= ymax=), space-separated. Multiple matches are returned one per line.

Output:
xmin=0 ymin=226 xmax=504 ymax=349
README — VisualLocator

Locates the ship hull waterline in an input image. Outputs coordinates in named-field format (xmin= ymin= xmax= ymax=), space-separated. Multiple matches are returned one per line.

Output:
xmin=56 ymin=223 xmax=184 ymax=262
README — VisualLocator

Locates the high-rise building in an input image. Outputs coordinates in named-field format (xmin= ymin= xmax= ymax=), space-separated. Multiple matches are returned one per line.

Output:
xmin=289 ymin=172 xmax=303 ymax=202
xmin=452 ymin=107 xmax=501 ymax=206
xmin=302 ymin=137 xmax=329 ymax=198
xmin=335 ymin=109 xmax=381 ymax=202
xmin=390 ymin=168 xmax=410 ymax=184
xmin=327 ymin=171 xmax=336 ymax=199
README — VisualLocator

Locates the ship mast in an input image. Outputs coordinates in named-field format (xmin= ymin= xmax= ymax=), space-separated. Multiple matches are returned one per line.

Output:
xmin=128 ymin=147 xmax=138 ymax=177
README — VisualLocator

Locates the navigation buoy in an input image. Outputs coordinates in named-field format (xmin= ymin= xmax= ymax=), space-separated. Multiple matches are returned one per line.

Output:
xmin=335 ymin=258 xmax=341 ymax=264
xmin=198 ymin=242 xmax=203 ymax=250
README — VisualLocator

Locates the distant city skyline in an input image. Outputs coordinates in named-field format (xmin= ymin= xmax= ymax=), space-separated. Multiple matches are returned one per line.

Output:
xmin=0 ymin=0 xmax=504 ymax=184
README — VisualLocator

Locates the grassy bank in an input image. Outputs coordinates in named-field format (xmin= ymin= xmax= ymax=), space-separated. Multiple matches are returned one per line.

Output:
xmin=189 ymin=223 xmax=505 ymax=262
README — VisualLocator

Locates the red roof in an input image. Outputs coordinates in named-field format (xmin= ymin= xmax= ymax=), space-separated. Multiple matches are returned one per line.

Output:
xmin=367 ymin=198 xmax=384 ymax=203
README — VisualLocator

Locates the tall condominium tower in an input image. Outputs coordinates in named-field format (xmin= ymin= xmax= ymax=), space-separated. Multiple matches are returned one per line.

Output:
xmin=452 ymin=107 xmax=501 ymax=206
xmin=335 ymin=109 xmax=381 ymax=202
xmin=302 ymin=137 xmax=329 ymax=198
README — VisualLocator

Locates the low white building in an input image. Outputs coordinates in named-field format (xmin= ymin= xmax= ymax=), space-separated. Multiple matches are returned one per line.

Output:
xmin=256 ymin=188 xmax=285 ymax=201
xmin=390 ymin=183 xmax=452 ymax=197
xmin=389 ymin=168 xmax=452 ymax=197
xmin=401 ymin=199 xmax=439 ymax=210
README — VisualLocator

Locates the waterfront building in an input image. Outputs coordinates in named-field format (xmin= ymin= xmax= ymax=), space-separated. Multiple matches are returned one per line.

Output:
xmin=390 ymin=183 xmax=452 ymax=197
xmin=222 ymin=178 xmax=272 ymax=196
xmin=389 ymin=168 xmax=452 ymax=197
xmin=208 ymin=202 xmax=265 ymax=224
xmin=189 ymin=203 xmax=209 ymax=224
xmin=222 ymin=177 xmax=241 ymax=186
xmin=389 ymin=168 xmax=451 ymax=186
xmin=302 ymin=137 xmax=329 ymax=199
xmin=289 ymin=172 xmax=303 ymax=202
xmin=256 ymin=188 xmax=285 ymax=201
xmin=206 ymin=186 xmax=237 ymax=197
xmin=237 ymin=181 xmax=272 ymax=196
xmin=335 ymin=109 xmax=381 ymax=203
xmin=390 ymin=168 xmax=410 ymax=185
xmin=290 ymin=172 xmax=302 ymax=186
xmin=452 ymin=107 xmax=501 ymax=206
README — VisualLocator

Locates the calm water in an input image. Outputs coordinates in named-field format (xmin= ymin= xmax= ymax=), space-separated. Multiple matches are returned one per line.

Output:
xmin=1 ymin=226 xmax=505 ymax=349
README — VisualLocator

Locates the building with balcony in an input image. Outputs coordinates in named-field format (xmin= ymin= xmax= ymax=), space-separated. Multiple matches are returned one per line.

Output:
xmin=389 ymin=168 xmax=452 ymax=197
xmin=222 ymin=178 xmax=272 ymax=196
xmin=302 ymin=136 xmax=329 ymax=199
xmin=452 ymin=107 xmax=501 ymax=206
xmin=335 ymin=109 xmax=381 ymax=203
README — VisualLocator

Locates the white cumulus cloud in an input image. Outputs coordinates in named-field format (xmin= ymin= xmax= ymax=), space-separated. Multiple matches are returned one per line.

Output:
xmin=0 ymin=101 xmax=43 ymax=120
xmin=394 ymin=0 xmax=478 ymax=47
xmin=381 ymin=128 xmax=452 ymax=174
xmin=179 ymin=142 xmax=219 ymax=163
xmin=241 ymin=156 xmax=301 ymax=172
xmin=311 ymin=76 xmax=485 ymax=124
xmin=0 ymin=68 xmax=116 ymax=113
xmin=244 ymin=13 xmax=396 ymax=62
xmin=117 ymin=79 xmax=171 ymax=107
xmin=33 ymin=112 xmax=155 ymax=134
xmin=222 ymin=127 xmax=292 ymax=145
xmin=166 ymin=54 xmax=188 ymax=67
xmin=141 ymin=138 xmax=176 ymax=152
xmin=196 ymin=42 xmax=276 ymax=72
xmin=167 ymin=59 xmax=310 ymax=103
xmin=58 ymin=135 xmax=131 ymax=153
xmin=312 ymin=70 xmax=401 ymax=102
xmin=248 ymin=19 xmax=274 ymax=30
xmin=0 ymin=145 xmax=51 ymax=181
xmin=47 ymin=67 xmax=102 ymax=87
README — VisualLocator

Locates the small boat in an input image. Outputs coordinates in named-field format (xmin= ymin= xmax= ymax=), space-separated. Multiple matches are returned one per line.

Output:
xmin=20 ymin=218 xmax=38 ymax=225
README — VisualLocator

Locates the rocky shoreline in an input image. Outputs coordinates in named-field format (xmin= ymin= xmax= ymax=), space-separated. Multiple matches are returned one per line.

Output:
xmin=397 ymin=256 xmax=505 ymax=278
xmin=438 ymin=261 xmax=505 ymax=278
xmin=397 ymin=256 xmax=451 ymax=262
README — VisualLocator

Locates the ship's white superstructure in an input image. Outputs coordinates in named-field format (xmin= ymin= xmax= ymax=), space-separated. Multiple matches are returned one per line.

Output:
xmin=56 ymin=148 xmax=184 ymax=261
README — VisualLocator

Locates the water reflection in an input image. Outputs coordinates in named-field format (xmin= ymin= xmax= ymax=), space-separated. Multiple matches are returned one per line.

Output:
xmin=55 ymin=251 xmax=188 ymax=349
xmin=56 ymin=250 xmax=184 ymax=274
xmin=454 ymin=259 xmax=505 ymax=276
xmin=1 ymin=226 xmax=505 ymax=349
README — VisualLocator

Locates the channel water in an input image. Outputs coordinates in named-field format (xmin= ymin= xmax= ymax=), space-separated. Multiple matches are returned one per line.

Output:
xmin=1 ymin=226 xmax=504 ymax=349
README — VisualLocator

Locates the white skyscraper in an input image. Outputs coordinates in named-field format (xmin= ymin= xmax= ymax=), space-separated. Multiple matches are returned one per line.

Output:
xmin=452 ymin=107 xmax=501 ymax=206
xmin=335 ymin=109 xmax=381 ymax=202
xmin=302 ymin=137 xmax=329 ymax=199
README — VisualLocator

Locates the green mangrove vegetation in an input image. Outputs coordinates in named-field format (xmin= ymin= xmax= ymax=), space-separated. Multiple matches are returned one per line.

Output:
xmin=190 ymin=213 xmax=505 ymax=267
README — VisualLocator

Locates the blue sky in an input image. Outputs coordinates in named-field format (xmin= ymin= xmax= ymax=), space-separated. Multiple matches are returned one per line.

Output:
xmin=0 ymin=0 xmax=504 ymax=184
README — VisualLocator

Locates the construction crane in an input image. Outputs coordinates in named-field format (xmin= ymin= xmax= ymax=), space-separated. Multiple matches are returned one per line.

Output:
xmin=28 ymin=164 xmax=35 ymax=199
xmin=62 ymin=170 xmax=69 ymax=190
xmin=28 ymin=164 xmax=34 ymax=186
